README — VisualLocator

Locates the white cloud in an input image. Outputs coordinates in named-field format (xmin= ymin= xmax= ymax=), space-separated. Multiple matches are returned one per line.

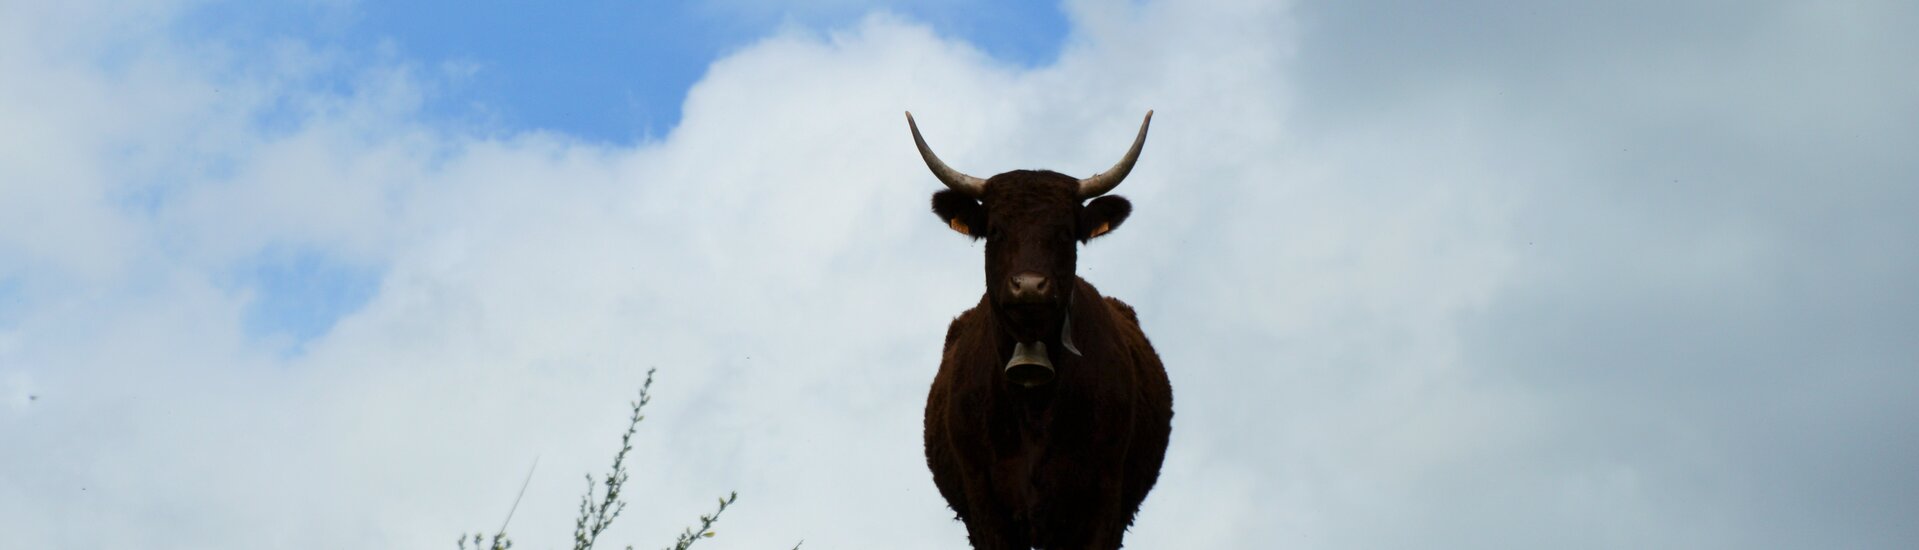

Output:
xmin=3 ymin=0 xmax=1917 ymax=549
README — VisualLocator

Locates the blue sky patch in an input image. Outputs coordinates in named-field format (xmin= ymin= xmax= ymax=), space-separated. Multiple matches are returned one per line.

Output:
xmin=178 ymin=0 xmax=1069 ymax=144
xmin=234 ymin=247 xmax=381 ymax=354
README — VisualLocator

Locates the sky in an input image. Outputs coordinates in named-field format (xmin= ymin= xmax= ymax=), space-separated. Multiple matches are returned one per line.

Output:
xmin=1 ymin=0 xmax=1915 ymax=548
xmin=176 ymin=0 xmax=1070 ymax=144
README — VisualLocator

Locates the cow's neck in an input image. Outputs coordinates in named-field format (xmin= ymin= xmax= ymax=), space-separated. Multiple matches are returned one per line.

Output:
xmin=991 ymin=287 xmax=1082 ymax=343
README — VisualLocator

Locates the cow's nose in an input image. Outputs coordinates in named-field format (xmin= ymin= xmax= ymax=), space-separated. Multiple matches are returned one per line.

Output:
xmin=1009 ymin=272 xmax=1051 ymax=302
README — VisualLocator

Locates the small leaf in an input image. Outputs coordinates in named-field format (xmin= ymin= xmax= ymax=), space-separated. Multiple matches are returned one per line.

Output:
xmin=702 ymin=532 xmax=715 ymax=538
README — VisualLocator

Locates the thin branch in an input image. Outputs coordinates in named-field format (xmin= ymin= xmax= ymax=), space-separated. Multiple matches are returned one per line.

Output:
xmin=499 ymin=456 xmax=540 ymax=534
xmin=665 ymin=491 xmax=738 ymax=550
xmin=573 ymin=368 xmax=656 ymax=550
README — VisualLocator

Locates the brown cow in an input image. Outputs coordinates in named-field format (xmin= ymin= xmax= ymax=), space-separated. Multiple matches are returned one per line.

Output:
xmin=911 ymin=111 xmax=1174 ymax=550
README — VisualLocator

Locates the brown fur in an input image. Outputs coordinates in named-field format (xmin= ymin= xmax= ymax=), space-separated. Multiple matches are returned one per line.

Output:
xmin=924 ymin=171 xmax=1173 ymax=549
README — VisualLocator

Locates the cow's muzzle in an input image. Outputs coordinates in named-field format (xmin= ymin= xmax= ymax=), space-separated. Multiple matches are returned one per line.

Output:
xmin=1006 ymin=341 xmax=1055 ymax=387
xmin=1007 ymin=272 xmax=1052 ymax=304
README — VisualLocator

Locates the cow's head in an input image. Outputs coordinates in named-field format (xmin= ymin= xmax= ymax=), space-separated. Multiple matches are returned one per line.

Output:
xmin=908 ymin=111 xmax=1151 ymax=386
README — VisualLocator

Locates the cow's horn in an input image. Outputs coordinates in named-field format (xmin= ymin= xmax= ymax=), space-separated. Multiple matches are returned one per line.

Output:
xmin=1006 ymin=341 xmax=1056 ymax=388
xmin=906 ymin=112 xmax=987 ymax=198
xmin=1077 ymin=110 xmax=1153 ymax=199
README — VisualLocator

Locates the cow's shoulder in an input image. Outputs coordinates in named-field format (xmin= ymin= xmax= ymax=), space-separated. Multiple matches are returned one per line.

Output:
xmin=943 ymin=304 xmax=988 ymax=354
xmin=1103 ymin=296 xmax=1141 ymax=325
xmin=1099 ymin=295 xmax=1162 ymax=367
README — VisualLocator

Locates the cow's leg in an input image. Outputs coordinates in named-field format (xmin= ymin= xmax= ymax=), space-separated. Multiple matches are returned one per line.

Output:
xmin=1028 ymin=452 xmax=1130 ymax=550
xmin=949 ymin=447 xmax=1031 ymax=550
xmin=956 ymin=477 xmax=1026 ymax=550
xmin=1080 ymin=512 xmax=1130 ymax=550
xmin=1020 ymin=461 xmax=1120 ymax=550
xmin=962 ymin=520 xmax=1024 ymax=550
xmin=1047 ymin=493 xmax=1127 ymax=550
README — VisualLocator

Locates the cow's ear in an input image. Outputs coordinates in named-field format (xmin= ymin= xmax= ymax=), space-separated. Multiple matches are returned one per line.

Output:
xmin=1078 ymin=195 xmax=1132 ymax=241
xmin=931 ymin=190 xmax=987 ymax=239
